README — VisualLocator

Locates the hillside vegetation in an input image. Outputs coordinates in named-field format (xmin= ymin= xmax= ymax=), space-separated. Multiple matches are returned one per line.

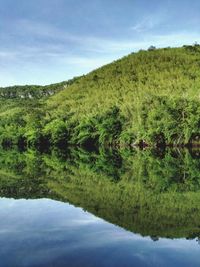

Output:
xmin=0 ymin=45 xmax=200 ymax=148
xmin=0 ymin=77 xmax=79 ymax=99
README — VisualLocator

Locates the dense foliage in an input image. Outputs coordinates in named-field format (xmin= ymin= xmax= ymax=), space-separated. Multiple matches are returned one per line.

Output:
xmin=0 ymin=77 xmax=79 ymax=99
xmin=0 ymin=45 xmax=200 ymax=148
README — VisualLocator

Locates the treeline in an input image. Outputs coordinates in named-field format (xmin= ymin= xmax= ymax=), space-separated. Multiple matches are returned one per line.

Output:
xmin=0 ymin=45 xmax=200 ymax=148
xmin=0 ymin=77 xmax=79 ymax=99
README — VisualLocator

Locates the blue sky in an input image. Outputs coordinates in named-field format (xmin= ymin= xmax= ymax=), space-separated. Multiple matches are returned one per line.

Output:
xmin=0 ymin=0 xmax=200 ymax=86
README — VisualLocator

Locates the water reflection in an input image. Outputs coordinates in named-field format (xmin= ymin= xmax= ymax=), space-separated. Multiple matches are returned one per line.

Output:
xmin=0 ymin=198 xmax=200 ymax=267
xmin=0 ymin=148 xmax=200 ymax=266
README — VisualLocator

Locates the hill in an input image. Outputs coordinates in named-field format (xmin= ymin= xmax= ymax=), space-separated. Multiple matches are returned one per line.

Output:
xmin=0 ymin=45 xmax=200 ymax=148
xmin=0 ymin=78 xmax=79 ymax=99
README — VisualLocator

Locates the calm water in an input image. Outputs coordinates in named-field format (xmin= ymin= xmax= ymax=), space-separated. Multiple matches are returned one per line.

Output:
xmin=0 ymin=148 xmax=200 ymax=267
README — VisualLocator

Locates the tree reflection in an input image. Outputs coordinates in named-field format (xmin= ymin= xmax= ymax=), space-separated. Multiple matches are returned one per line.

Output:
xmin=0 ymin=147 xmax=200 ymax=240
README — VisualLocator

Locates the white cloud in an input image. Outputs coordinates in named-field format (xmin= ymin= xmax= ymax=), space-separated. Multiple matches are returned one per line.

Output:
xmin=130 ymin=9 xmax=170 ymax=33
xmin=131 ymin=17 xmax=160 ymax=33
xmin=6 ymin=19 xmax=200 ymax=55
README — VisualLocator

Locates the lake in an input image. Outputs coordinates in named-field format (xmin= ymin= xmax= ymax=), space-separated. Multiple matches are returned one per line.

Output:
xmin=0 ymin=148 xmax=200 ymax=267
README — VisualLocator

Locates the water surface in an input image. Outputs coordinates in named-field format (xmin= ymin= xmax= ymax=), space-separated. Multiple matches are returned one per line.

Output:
xmin=0 ymin=148 xmax=200 ymax=267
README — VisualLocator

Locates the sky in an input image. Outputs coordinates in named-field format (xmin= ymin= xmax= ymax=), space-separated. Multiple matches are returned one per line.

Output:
xmin=0 ymin=0 xmax=200 ymax=86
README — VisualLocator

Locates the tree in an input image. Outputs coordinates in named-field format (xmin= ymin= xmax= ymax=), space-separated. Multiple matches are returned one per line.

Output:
xmin=148 ymin=45 xmax=156 ymax=51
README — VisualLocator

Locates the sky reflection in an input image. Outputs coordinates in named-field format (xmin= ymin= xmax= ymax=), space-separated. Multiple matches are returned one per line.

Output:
xmin=0 ymin=198 xmax=199 ymax=267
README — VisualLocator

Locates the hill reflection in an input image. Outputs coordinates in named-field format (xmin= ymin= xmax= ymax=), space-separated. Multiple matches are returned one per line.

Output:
xmin=0 ymin=147 xmax=200 ymax=240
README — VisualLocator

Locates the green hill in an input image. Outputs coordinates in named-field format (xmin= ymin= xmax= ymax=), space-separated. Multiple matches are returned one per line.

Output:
xmin=0 ymin=45 xmax=200 ymax=148
xmin=0 ymin=77 xmax=79 ymax=99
